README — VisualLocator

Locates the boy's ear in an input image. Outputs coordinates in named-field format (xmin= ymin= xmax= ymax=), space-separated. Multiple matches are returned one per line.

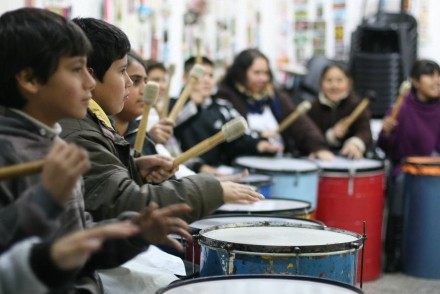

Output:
xmin=15 ymin=68 xmax=39 ymax=94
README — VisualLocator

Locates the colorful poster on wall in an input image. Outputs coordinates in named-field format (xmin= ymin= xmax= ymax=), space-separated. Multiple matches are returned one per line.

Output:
xmin=333 ymin=0 xmax=346 ymax=60
xmin=293 ymin=0 xmax=310 ymax=63
xmin=44 ymin=0 xmax=72 ymax=18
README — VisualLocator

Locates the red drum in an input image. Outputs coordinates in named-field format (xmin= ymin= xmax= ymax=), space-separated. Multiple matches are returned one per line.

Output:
xmin=315 ymin=157 xmax=385 ymax=282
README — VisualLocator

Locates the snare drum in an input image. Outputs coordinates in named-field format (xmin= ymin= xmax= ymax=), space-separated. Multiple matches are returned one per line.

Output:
xmin=402 ymin=157 xmax=440 ymax=279
xmin=186 ymin=214 xmax=324 ymax=265
xmin=157 ymin=275 xmax=364 ymax=294
xmin=215 ymin=198 xmax=312 ymax=219
xmin=315 ymin=157 xmax=384 ymax=282
xmin=239 ymin=174 xmax=272 ymax=197
xmin=199 ymin=222 xmax=363 ymax=285
xmin=234 ymin=156 xmax=319 ymax=210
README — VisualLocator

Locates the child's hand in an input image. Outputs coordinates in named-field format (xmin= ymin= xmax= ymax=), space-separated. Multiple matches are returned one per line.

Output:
xmin=220 ymin=181 xmax=265 ymax=204
xmin=340 ymin=142 xmax=363 ymax=160
xmin=333 ymin=119 xmax=349 ymax=139
xmin=382 ymin=116 xmax=398 ymax=134
xmin=135 ymin=154 xmax=177 ymax=183
xmin=51 ymin=221 xmax=139 ymax=270
xmin=132 ymin=202 xmax=192 ymax=252
xmin=150 ymin=118 xmax=175 ymax=144
xmin=43 ymin=141 xmax=90 ymax=204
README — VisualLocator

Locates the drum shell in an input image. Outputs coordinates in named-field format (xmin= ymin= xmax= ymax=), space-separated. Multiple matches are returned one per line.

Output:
xmin=198 ymin=222 xmax=363 ymax=285
xmin=402 ymin=157 xmax=440 ymax=279
xmin=315 ymin=157 xmax=384 ymax=282
xmin=234 ymin=157 xmax=319 ymax=210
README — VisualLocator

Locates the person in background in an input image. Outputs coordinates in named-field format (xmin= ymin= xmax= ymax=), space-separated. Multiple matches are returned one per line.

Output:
xmin=378 ymin=59 xmax=440 ymax=272
xmin=172 ymin=56 xmax=282 ymax=169
xmin=217 ymin=48 xmax=333 ymax=160
xmin=307 ymin=63 xmax=372 ymax=159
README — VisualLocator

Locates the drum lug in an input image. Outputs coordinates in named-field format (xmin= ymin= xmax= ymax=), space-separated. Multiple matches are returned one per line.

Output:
xmin=350 ymin=241 xmax=362 ymax=249
xmin=348 ymin=168 xmax=355 ymax=196
xmin=223 ymin=243 xmax=234 ymax=251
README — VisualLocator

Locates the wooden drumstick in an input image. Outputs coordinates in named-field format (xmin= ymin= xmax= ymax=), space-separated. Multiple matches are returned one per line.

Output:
xmin=159 ymin=63 xmax=176 ymax=119
xmin=277 ymin=101 xmax=312 ymax=133
xmin=134 ymin=81 xmax=160 ymax=154
xmin=195 ymin=37 xmax=202 ymax=64
xmin=340 ymin=98 xmax=370 ymax=130
xmin=389 ymin=80 xmax=411 ymax=120
xmin=0 ymin=159 xmax=44 ymax=180
xmin=168 ymin=64 xmax=204 ymax=121
xmin=172 ymin=117 xmax=248 ymax=169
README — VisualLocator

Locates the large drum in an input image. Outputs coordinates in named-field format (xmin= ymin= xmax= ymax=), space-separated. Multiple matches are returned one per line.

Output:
xmin=314 ymin=157 xmax=384 ymax=282
xmin=157 ymin=275 xmax=365 ymax=294
xmin=186 ymin=214 xmax=324 ymax=265
xmin=198 ymin=222 xmax=363 ymax=285
xmin=234 ymin=156 xmax=319 ymax=210
xmin=215 ymin=198 xmax=312 ymax=219
xmin=402 ymin=157 xmax=440 ymax=279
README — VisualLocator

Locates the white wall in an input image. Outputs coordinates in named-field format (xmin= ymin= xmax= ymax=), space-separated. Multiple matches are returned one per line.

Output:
xmin=0 ymin=0 xmax=439 ymax=88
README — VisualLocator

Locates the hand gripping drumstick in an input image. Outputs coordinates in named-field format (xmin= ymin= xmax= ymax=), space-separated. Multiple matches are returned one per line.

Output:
xmin=389 ymin=80 xmax=411 ymax=120
xmin=172 ymin=117 xmax=248 ymax=169
xmin=277 ymin=101 xmax=312 ymax=133
xmin=340 ymin=98 xmax=370 ymax=130
xmin=168 ymin=64 xmax=204 ymax=121
xmin=0 ymin=159 xmax=44 ymax=180
xmin=159 ymin=63 xmax=176 ymax=119
xmin=134 ymin=81 xmax=160 ymax=154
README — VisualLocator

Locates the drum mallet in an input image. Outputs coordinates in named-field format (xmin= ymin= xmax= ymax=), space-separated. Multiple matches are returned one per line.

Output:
xmin=168 ymin=64 xmax=204 ymax=121
xmin=159 ymin=63 xmax=176 ymax=119
xmin=340 ymin=91 xmax=376 ymax=130
xmin=134 ymin=81 xmax=160 ymax=154
xmin=171 ymin=117 xmax=248 ymax=169
xmin=0 ymin=159 xmax=44 ymax=181
xmin=383 ymin=80 xmax=412 ymax=134
xmin=195 ymin=37 xmax=203 ymax=64
xmin=277 ymin=101 xmax=312 ymax=133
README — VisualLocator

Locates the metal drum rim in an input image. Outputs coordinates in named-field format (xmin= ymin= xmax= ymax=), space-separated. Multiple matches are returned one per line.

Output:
xmin=215 ymin=198 xmax=312 ymax=214
xmin=190 ymin=214 xmax=325 ymax=234
xmin=156 ymin=274 xmax=364 ymax=294
xmin=198 ymin=222 xmax=363 ymax=254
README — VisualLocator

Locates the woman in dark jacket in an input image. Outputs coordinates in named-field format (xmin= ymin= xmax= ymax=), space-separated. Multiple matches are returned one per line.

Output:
xmin=217 ymin=48 xmax=333 ymax=159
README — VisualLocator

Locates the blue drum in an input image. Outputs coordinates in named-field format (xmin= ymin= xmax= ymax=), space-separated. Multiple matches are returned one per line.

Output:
xmin=198 ymin=222 xmax=363 ymax=285
xmin=234 ymin=156 xmax=319 ymax=210
xmin=157 ymin=275 xmax=365 ymax=294
xmin=402 ymin=157 xmax=440 ymax=279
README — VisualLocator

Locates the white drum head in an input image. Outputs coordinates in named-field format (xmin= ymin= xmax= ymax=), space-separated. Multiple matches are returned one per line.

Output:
xmin=235 ymin=156 xmax=318 ymax=173
xmin=217 ymin=199 xmax=309 ymax=212
xmin=203 ymin=225 xmax=357 ymax=247
xmin=315 ymin=156 xmax=383 ymax=172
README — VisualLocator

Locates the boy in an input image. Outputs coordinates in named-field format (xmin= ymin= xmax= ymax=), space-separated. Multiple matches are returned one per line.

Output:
xmin=172 ymin=56 xmax=282 ymax=167
xmin=0 ymin=8 xmax=192 ymax=293
xmin=60 ymin=18 xmax=263 ymax=222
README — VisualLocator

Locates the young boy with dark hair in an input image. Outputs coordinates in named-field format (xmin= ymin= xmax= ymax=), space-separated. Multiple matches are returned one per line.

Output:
xmin=60 ymin=18 xmax=263 ymax=223
xmin=0 ymin=8 xmax=192 ymax=293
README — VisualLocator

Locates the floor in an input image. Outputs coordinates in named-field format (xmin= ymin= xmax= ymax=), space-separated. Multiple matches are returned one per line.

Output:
xmin=361 ymin=273 xmax=440 ymax=294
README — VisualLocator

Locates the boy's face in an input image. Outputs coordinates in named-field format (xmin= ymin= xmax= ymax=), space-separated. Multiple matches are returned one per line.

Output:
xmin=92 ymin=55 xmax=133 ymax=115
xmin=187 ymin=64 xmax=214 ymax=104
xmin=117 ymin=59 xmax=148 ymax=121
xmin=30 ymin=56 xmax=95 ymax=125
xmin=147 ymin=68 xmax=167 ymax=102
